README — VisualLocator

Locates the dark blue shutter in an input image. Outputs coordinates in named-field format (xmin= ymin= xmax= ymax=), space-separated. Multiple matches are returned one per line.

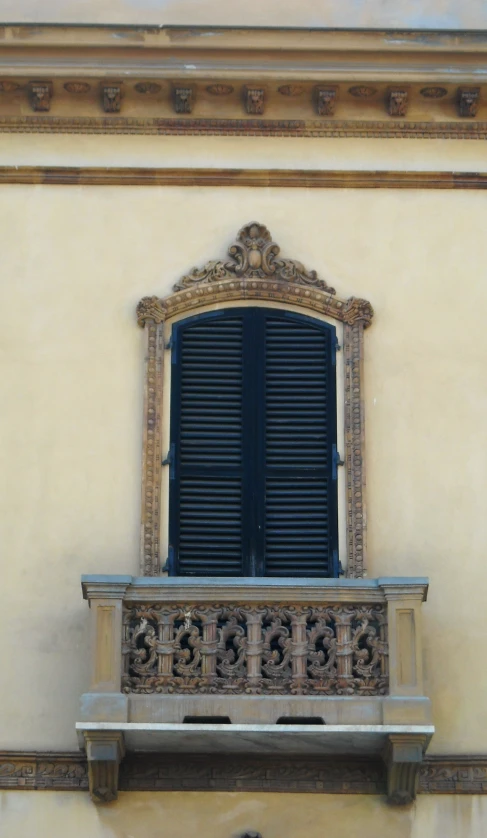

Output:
xmin=262 ymin=312 xmax=337 ymax=577
xmin=169 ymin=308 xmax=338 ymax=577
xmin=169 ymin=312 xmax=246 ymax=575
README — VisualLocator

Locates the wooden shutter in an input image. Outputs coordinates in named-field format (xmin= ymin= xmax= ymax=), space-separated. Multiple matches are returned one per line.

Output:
xmin=169 ymin=308 xmax=338 ymax=577
xmin=169 ymin=311 xmax=246 ymax=576
xmin=262 ymin=312 xmax=337 ymax=577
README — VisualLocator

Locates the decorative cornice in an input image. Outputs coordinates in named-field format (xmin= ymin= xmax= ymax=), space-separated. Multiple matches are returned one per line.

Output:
xmin=0 ymin=167 xmax=486 ymax=189
xmin=0 ymin=26 xmax=484 ymax=136
xmin=1 ymin=751 xmax=487 ymax=794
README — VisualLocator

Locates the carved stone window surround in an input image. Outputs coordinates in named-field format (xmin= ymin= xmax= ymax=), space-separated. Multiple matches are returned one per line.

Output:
xmin=136 ymin=222 xmax=373 ymax=579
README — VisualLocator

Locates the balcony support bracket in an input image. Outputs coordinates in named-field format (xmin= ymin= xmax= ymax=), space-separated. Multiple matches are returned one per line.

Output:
xmin=383 ymin=733 xmax=429 ymax=805
xmin=84 ymin=730 xmax=125 ymax=803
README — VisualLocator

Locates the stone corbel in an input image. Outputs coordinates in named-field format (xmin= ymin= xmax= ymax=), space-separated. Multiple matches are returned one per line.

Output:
xmin=28 ymin=81 xmax=52 ymax=112
xmin=245 ymin=87 xmax=265 ymax=114
xmin=383 ymin=733 xmax=428 ymax=804
xmin=85 ymin=731 xmax=125 ymax=802
xmin=173 ymin=87 xmax=194 ymax=113
xmin=386 ymin=88 xmax=409 ymax=117
xmin=458 ymin=87 xmax=480 ymax=118
xmin=102 ymin=84 xmax=122 ymax=113
xmin=316 ymin=87 xmax=337 ymax=116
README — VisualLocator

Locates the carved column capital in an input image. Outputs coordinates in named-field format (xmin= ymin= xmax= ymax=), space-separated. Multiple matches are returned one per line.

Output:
xmin=136 ymin=296 xmax=166 ymax=327
xmin=343 ymin=297 xmax=374 ymax=327
xmin=84 ymin=731 xmax=125 ymax=802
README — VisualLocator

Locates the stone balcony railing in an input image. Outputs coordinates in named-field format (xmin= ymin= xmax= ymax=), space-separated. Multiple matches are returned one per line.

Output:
xmin=77 ymin=576 xmax=433 ymax=804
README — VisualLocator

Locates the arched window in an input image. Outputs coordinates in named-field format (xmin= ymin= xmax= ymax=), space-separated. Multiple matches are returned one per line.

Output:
xmin=168 ymin=307 xmax=338 ymax=577
xmin=137 ymin=222 xmax=373 ymax=578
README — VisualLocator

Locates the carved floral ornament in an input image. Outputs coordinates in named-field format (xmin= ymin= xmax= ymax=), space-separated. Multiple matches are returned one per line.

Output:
xmin=136 ymin=222 xmax=374 ymax=328
xmin=136 ymin=222 xmax=373 ymax=578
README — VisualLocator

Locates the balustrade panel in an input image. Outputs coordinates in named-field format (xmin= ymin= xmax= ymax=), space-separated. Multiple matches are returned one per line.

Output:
xmin=122 ymin=601 xmax=388 ymax=695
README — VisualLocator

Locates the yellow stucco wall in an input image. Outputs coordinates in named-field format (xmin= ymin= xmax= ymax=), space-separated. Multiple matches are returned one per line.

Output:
xmin=1 ymin=136 xmax=487 ymax=761
xmin=2 ymin=791 xmax=487 ymax=838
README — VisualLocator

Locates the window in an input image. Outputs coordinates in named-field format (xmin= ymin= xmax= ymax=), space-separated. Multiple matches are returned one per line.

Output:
xmin=136 ymin=221 xmax=373 ymax=578
xmin=168 ymin=307 xmax=339 ymax=578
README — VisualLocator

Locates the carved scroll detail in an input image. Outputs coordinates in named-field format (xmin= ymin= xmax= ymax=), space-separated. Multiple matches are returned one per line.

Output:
xmin=174 ymin=222 xmax=336 ymax=292
xmin=136 ymin=295 xmax=166 ymax=326
xmin=122 ymin=603 xmax=388 ymax=695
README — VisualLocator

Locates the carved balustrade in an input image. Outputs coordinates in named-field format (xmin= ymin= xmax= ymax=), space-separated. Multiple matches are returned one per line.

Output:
xmin=78 ymin=576 xmax=432 ymax=805
xmin=121 ymin=602 xmax=388 ymax=697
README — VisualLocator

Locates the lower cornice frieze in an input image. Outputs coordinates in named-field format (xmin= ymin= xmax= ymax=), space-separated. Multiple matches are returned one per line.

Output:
xmin=0 ymin=116 xmax=487 ymax=139
xmin=1 ymin=752 xmax=486 ymax=795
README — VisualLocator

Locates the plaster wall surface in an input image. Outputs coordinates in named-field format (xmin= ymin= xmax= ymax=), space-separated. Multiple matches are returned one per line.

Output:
xmin=0 ymin=0 xmax=487 ymax=29
xmin=0 ymin=135 xmax=486 ymax=756
xmin=2 ymin=791 xmax=487 ymax=838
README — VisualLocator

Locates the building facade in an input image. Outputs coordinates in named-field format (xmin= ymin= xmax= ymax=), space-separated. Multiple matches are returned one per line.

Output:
xmin=1 ymin=3 xmax=487 ymax=837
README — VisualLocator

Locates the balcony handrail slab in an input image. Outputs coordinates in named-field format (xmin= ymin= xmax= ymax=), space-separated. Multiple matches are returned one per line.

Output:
xmin=81 ymin=575 xmax=429 ymax=603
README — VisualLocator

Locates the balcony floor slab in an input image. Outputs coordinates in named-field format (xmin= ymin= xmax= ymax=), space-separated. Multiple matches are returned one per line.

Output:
xmin=77 ymin=722 xmax=434 ymax=757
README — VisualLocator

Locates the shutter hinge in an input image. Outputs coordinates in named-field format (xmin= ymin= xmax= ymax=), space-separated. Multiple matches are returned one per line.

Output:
xmin=332 ymin=444 xmax=344 ymax=480
xmin=331 ymin=336 xmax=341 ymax=366
xmin=165 ymin=334 xmax=173 ymax=350
xmin=162 ymin=443 xmax=176 ymax=479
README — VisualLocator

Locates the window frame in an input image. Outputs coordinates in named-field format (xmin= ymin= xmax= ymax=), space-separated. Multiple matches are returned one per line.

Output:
xmin=136 ymin=222 xmax=373 ymax=579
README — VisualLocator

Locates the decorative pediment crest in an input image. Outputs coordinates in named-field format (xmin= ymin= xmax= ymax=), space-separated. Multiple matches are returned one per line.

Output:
xmin=173 ymin=222 xmax=336 ymax=293
xmin=137 ymin=222 xmax=373 ymax=333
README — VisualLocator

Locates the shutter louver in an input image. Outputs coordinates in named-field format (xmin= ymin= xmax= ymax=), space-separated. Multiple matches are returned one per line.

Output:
xmin=171 ymin=314 xmax=245 ymax=576
xmin=263 ymin=315 xmax=336 ymax=577
xmin=170 ymin=308 xmax=337 ymax=578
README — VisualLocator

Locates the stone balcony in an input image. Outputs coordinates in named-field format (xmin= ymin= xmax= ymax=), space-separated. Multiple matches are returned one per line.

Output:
xmin=77 ymin=575 xmax=433 ymax=803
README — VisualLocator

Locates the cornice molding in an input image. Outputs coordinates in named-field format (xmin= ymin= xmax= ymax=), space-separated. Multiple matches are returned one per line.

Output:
xmin=1 ymin=751 xmax=487 ymax=794
xmin=0 ymin=26 xmax=486 ymax=135
xmin=0 ymin=167 xmax=486 ymax=188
